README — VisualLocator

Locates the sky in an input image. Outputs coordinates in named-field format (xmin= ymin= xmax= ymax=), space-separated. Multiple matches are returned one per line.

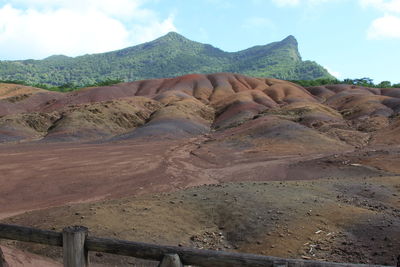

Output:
xmin=0 ymin=0 xmax=399 ymax=84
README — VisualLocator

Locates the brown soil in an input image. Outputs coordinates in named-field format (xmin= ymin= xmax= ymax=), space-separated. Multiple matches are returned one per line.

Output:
xmin=0 ymin=136 xmax=399 ymax=266
xmin=2 ymin=176 xmax=399 ymax=266
xmin=0 ymin=74 xmax=400 ymax=266
xmin=0 ymin=83 xmax=46 ymax=100
xmin=0 ymin=245 xmax=61 ymax=267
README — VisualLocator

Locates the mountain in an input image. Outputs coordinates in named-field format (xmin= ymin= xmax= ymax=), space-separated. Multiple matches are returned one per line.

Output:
xmin=0 ymin=32 xmax=334 ymax=86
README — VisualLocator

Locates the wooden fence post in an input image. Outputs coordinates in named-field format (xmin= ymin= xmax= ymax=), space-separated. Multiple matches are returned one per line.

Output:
xmin=0 ymin=247 xmax=8 ymax=267
xmin=63 ymin=226 xmax=88 ymax=267
xmin=158 ymin=254 xmax=183 ymax=267
xmin=273 ymin=259 xmax=288 ymax=267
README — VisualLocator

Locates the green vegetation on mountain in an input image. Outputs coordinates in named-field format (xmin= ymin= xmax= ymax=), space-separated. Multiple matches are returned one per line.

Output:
xmin=291 ymin=77 xmax=400 ymax=88
xmin=0 ymin=32 xmax=333 ymax=87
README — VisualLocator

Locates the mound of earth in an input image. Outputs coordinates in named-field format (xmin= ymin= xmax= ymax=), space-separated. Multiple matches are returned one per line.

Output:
xmin=0 ymin=73 xmax=399 ymax=146
xmin=371 ymin=116 xmax=400 ymax=145
xmin=212 ymin=115 xmax=350 ymax=155
xmin=0 ymin=83 xmax=64 ymax=116
xmin=45 ymin=98 xmax=162 ymax=142
xmin=0 ymin=83 xmax=47 ymax=100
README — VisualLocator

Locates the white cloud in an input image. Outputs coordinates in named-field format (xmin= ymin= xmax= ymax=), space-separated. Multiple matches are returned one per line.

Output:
xmin=0 ymin=0 xmax=177 ymax=59
xmin=359 ymin=0 xmax=400 ymax=13
xmin=367 ymin=14 xmax=400 ymax=39
xmin=360 ymin=0 xmax=400 ymax=40
xmin=6 ymin=0 xmax=151 ymax=19
xmin=131 ymin=14 xmax=176 ymax=44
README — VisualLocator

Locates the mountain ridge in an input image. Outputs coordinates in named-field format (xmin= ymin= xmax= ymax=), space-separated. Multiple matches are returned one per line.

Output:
xmin=0 ymin=32 xmax=333 ymax=86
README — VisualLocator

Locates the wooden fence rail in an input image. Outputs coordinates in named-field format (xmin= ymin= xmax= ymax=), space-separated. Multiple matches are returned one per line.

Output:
xmin=0 ymin=223 xmax=397 ymax=267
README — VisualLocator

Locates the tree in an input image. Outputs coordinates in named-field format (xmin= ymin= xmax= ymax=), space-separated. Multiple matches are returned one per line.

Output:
xmin=343 ymin=78 xmax=355 ymax=85
xmin=354 ymin=77 xmax=374 ymax=87
xmin=377 ymin=81 xmax=391 ymax=88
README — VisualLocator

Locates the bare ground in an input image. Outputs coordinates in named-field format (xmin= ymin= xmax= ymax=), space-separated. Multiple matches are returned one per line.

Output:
xmin=0 ymin=137 xmax=399 ymax=266
xmin=1 ymin=76 xmax=400 ymax=266
xmin=1 ymin=176 xmax=399 ymax=266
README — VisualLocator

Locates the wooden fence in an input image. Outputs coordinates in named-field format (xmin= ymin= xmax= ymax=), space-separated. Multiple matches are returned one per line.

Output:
xmin=0 ymin=223 xmax=397 ymax=267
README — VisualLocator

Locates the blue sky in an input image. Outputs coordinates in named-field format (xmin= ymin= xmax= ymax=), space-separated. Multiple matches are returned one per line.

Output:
xmin=0 ymin=0 xmax=399 ymax=83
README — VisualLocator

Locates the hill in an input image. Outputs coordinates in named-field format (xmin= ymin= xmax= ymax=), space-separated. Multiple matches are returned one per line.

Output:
xmin=0 ymin=72 xmax=399 ymax=145
xmin=0 ymin=32 xmax=333 ymax=86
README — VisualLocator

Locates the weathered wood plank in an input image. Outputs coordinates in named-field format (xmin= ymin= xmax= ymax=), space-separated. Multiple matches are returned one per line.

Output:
xmin=0 ymin=224 xmax=62 ymax=246
xmin=273 ymin=259 xmax=288 ymax=267
xmin=158 ymin=254 xmax=183 ymax=267
xmin=62 ymin=226 xmax=88 ymax=267
xmin=85 ymin=236 xmax=389 ymax=267
xmin=0 ymin=224 xmax=395 ymax=267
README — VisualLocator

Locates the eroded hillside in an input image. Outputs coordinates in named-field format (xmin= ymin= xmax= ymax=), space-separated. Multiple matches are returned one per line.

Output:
xmin=1 ymin=73 xmax=399 ymax=147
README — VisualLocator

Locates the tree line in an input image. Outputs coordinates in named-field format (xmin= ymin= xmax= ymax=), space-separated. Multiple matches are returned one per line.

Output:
xmin=290 ymin=77 xmax=400 ymax=88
